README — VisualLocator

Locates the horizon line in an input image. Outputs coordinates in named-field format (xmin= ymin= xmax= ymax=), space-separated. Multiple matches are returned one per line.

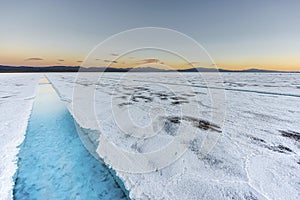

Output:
xmin=1 ymin=64 xmax=300 ymax=72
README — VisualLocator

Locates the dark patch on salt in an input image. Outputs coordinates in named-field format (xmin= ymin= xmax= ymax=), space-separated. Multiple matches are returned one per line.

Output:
xmin=118 ymin=102 xmax=133 ymax=107
xmin=183 ymin=116 xmax=221 ymax=132
xmin=279 ymin=130 xmax=300 ymax=142
xmin=250 ymin=136 xmax=266 ymax=143
xmin=267 ymin=145 xmax=293 ymax=154
xmin=131 ymin=95 xmax=153 ymax=103
xmin=171 ymin=100 xmax=189 ymax=105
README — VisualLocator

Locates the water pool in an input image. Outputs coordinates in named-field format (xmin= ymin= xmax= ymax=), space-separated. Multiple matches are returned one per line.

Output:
xmin=13 ymin=77 xmax=127 ymax=199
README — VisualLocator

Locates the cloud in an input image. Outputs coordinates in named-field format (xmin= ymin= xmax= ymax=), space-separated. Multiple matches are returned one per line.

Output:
xmin=110 ymin=53 xmax=119 ymax=56
xmin=95 ymin=58 xmax=117 ymax=63
xmin=104 ymin=59 xmax=118 ymax=63
xmin=141 ymin=58 xmax=160 ymax=64
xmin=24 ymin=57 xmax=44 ymax=61
xmin=58 ymin=59 xmax=64 ymax=62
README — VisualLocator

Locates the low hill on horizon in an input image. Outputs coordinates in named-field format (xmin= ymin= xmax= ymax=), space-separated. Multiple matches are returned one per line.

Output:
xmin=0 ymin=65 xmax=297 ymax=73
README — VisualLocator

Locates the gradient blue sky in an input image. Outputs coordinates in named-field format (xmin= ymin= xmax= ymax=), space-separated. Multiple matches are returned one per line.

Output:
xmin=0 ymin=0 xmax=299 ymax=70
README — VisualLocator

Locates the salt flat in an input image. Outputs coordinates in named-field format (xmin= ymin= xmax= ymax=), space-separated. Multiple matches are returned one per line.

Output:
xmin=0 ymin=72 xmax=299 ymax=199
xmin=0 ymin=73 xmax=40 ymax=200
xmin=47 ymin=72 xmax=300 ymax=200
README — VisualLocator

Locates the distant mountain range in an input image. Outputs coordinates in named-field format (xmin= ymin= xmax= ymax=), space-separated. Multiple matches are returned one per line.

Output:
xmin=0 ymin=65 xmax=298 ymax=73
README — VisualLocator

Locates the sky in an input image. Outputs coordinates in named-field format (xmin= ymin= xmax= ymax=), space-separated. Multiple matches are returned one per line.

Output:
xmin=0 ymin=0 xmax=300 ymax=71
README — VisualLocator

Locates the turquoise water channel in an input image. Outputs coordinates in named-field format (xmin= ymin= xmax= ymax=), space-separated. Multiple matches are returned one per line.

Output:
xmin=13 ymin=77 xmax=127 ymax=199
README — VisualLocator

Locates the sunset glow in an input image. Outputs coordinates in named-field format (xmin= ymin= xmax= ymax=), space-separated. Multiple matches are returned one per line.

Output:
xmin=0 ymin=0 xmax=299 ymax=71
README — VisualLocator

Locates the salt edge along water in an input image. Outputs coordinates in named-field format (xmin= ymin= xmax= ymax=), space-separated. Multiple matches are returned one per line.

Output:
xmin=13 ymin=77 xmax=130 ymax=200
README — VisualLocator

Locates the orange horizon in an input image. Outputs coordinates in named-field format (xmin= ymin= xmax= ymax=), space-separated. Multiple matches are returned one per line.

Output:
xmin=1 ymin=62 xmax=299 ymax=72
xmin=1 ymin=54 xmax=299 ymax=72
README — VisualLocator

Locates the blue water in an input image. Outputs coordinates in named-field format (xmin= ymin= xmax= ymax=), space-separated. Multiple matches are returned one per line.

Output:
xmin=13 ymin=78 xmax=127 ymax=200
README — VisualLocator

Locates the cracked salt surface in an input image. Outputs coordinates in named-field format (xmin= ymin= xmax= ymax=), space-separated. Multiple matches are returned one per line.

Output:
xmin=1 ymin=73 xmax=299 ymax=199
xmin=13 ymin=77 xmax=127 ymax=199
xmin=0 ymin=73 xmax=40 ymax=200
xmin=46 ymin=72 xmax=300 ymax=200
